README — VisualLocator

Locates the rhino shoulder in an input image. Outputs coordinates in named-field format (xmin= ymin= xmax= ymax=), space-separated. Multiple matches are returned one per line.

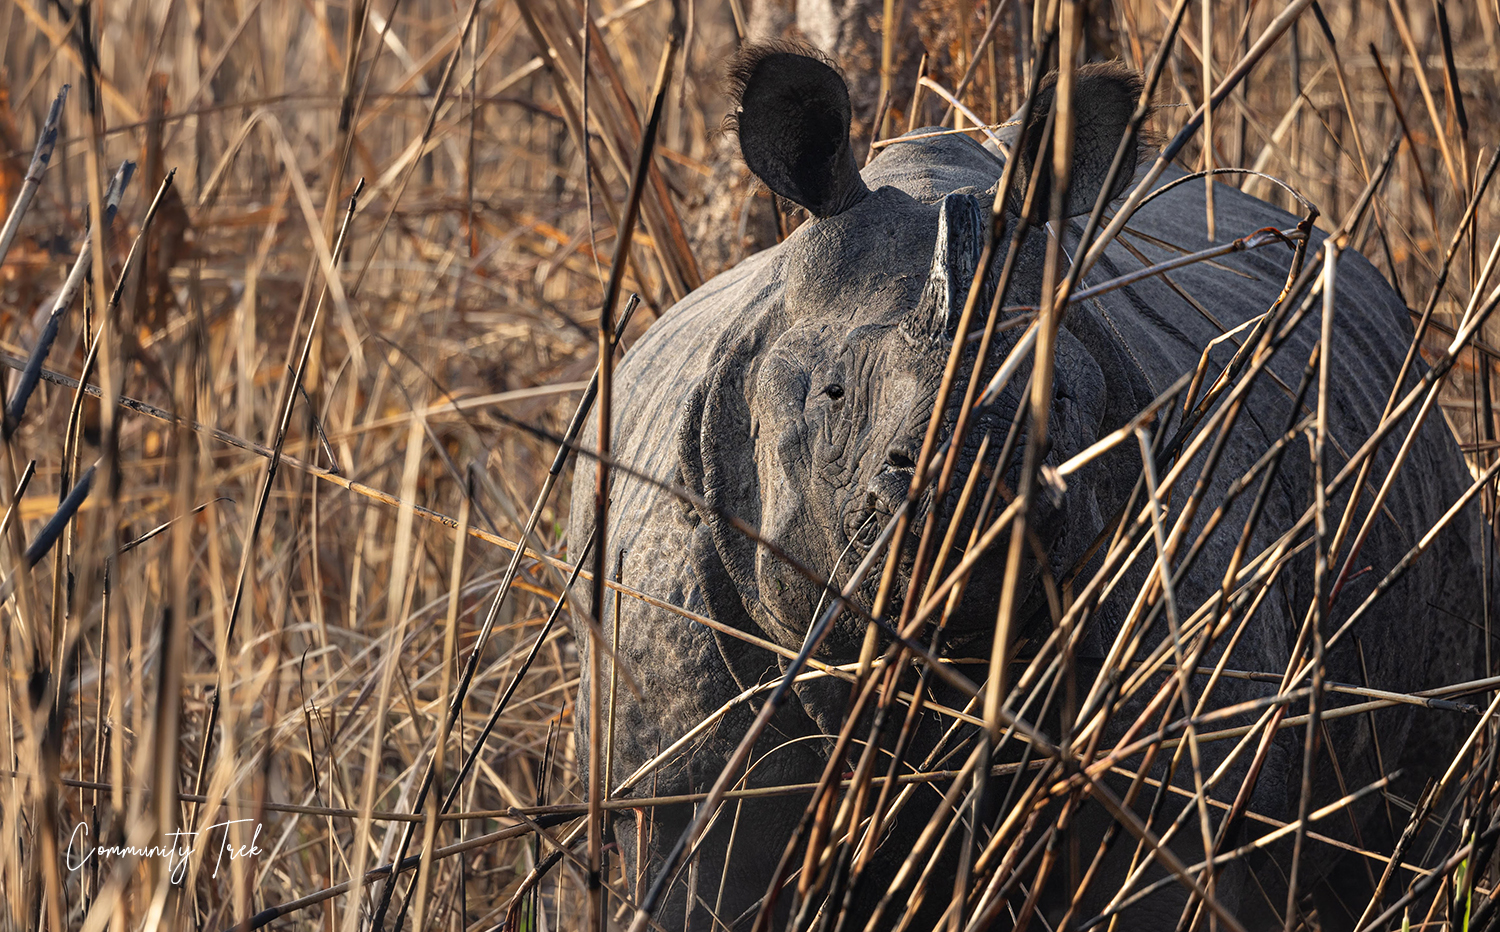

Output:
xmin=613 ymin=246 xmax=782 ymax=408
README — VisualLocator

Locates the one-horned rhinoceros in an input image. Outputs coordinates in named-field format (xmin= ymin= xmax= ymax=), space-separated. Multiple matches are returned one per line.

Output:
xmin=565 ymin=45 xmax=1486 ymax=932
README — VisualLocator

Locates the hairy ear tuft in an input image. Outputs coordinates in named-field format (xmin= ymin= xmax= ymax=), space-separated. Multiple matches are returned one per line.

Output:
xmin=724 ymin=42 xmax=870 ymax=219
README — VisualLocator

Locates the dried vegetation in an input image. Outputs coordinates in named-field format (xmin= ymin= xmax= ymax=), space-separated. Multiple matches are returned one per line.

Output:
xmin=1 ymin=0 xmax=1499 ymax=929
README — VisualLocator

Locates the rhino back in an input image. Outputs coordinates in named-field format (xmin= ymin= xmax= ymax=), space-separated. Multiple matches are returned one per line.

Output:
xmin=1068 ymin=166 xmax=1484 ymax=863
xmin=1076 ymin=164 xmax=1481 ymax=654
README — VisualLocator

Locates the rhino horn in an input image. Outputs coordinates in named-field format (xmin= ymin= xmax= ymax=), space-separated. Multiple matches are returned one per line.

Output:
xmin=905 ymin=192 xmax=985 ymax=341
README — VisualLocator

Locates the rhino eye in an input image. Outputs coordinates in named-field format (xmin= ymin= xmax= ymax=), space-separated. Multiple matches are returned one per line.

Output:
xmin=822 ymin=384 xmax=845 ymax=401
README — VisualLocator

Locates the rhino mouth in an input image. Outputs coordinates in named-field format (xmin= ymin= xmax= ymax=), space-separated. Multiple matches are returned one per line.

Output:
xmin=843 ymin=506 xmax=886 ymax=552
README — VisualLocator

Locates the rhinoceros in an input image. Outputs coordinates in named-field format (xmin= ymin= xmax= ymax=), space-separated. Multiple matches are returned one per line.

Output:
xmin=565 ymin=44 xmax=1486 ymax=932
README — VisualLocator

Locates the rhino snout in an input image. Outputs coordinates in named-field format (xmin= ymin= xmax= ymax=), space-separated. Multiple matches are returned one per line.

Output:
xmin=871 ymin=454 xmax=917 ymax=513
xmin=842 ymin=452 xmax=926 ymax=555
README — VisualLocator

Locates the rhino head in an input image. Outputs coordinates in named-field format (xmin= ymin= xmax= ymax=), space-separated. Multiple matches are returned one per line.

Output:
xmin=678 ymin=46 xmax=1146 ymax=664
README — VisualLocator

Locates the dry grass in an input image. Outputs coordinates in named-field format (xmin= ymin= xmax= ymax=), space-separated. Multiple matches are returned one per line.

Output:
xmin=0 ymin=0 xmax=1498 ymax=930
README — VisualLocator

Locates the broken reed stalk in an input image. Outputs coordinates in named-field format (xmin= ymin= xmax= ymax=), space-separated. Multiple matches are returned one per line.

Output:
xmin=970 ymin=12 xmax=1092 ymax=928
xmin=407 ymin=470 xmax=470 ymax=932
xmin=7 ymin=159 xmax=134 ymax=433
xmin=1201 ymin=0 xmax=1215 ymax=242
xmin=985 ymin=0 xmax=1075 ymax=755
xmin=0 ymin=86 xmax=67 ymax=270
xmin=1280 ymin=241 xmax=1341 ymax=931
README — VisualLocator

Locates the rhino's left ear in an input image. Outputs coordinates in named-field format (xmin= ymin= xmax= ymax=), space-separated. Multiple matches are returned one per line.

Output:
xmin=727 ymin=43 xmax=870 ymax=219
xmin=1008 ymin=62 xmax=1144 ymax=220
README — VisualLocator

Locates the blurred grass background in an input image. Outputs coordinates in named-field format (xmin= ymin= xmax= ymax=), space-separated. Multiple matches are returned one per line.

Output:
xmin=1 ymin=0 xmax=1498 ymax=928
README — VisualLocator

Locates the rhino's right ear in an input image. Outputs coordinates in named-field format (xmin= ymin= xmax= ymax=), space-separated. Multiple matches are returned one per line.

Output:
xmin=726 ymin=43 xmax=870 ymax=219
xmin=1007 ymin=62 xmax=1145 ymax=220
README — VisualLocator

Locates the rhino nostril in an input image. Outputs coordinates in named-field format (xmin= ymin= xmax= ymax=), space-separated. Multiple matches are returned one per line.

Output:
xmin=886 ymin=448 xmax=916 ymax=471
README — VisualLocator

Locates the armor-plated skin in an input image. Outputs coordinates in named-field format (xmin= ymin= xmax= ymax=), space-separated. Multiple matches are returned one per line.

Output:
xmin=565 ymin=47 xmax=1485 ymax=931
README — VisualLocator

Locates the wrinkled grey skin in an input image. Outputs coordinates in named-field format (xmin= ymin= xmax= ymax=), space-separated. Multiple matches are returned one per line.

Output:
xmin=565 ymin=49 xmax=1485 ymax=932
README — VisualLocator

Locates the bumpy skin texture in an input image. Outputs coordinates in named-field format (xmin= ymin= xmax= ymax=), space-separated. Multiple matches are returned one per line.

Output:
xmin=565 ymin=54 xmax=1486 ymax=932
